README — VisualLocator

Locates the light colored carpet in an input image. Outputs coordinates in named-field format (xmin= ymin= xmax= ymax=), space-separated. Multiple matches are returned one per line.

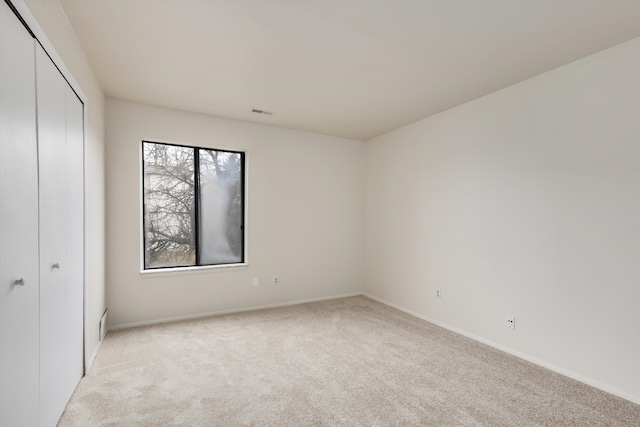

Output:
xmin=58 ymin=296 xmax=640 ymax=426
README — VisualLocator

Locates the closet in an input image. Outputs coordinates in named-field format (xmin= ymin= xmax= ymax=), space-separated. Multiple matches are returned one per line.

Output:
xmin=0 ymin=1 xmax=84 ymax=426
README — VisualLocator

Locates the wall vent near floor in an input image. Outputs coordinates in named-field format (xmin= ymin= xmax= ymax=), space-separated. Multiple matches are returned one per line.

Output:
xmin=99 ymin=309 xmax=108 ymax=341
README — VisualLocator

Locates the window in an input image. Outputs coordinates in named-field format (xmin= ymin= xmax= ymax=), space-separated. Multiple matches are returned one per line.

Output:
xmin=142 ymin=141 xmax=245 ymax=269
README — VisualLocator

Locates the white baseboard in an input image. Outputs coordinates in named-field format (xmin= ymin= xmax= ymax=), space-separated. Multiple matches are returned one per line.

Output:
xmin=85 ymin=338 xmax=103 ymax=373
xmin=363 ymin=292 xmax=640 ymax=406
xmin=109 ymin=292 xmax=364 ymax=331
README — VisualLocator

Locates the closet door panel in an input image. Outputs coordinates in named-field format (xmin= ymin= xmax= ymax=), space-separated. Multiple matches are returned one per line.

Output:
xmin=36 ymin=44 xmax=68 ymax=427
xmin=65 ymin=86 xmax=84 ymax=397
xmin=0 ymin=3 xmax=40 ymax=426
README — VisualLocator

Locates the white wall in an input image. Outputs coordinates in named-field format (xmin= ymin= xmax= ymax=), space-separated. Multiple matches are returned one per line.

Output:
xmin=105 ymin=99 xmax=364 ymax=328
xmin=22 ymin=0 xmax=106 ymax=369
xmin=365 ymin=37 xmax=640 ymax=403
xmin=21 ymin=0 xmax=639 ymax=405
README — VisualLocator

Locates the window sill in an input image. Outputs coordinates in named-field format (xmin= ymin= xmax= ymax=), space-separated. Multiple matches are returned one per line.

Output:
xmin=140 ymin=263 xmax=249 ymax=278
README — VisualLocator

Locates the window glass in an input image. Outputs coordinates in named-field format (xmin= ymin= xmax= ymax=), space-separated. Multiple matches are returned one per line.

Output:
xmin=142 ymin=141 xmax=244 ymax=269
xmin=198 ymin=149 xmax=243 ymax=265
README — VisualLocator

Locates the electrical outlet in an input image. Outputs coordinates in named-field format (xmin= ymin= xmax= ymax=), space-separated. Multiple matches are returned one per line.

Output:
xmin=273 ymin=276 xmax=279 ymax=285
xmin=506 ymin=315 xmax=515 ymax=330
xmin=436 ymin=289 xmax=441 ymax=299
xmin=252 ymin=276 xmax=259 ymax=287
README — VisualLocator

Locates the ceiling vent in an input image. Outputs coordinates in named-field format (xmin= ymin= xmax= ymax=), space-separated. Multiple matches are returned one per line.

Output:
xmin=252 ymin=109 xmax=273 ymax=115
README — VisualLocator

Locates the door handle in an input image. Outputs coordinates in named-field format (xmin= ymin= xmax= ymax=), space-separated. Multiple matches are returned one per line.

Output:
xmin=14 ymin=278 xmax=25 ymax=286
xmin=52 ymin=262 xmax=60 ymax=269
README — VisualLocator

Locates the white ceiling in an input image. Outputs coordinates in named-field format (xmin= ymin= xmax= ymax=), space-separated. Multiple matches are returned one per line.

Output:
xmin=59 ymin=0 xmax=640 ymax=141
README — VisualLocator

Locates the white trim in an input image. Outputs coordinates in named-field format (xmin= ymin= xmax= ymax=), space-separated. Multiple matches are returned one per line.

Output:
xmin=363 ymin=292 xmax=640 ymax=406
xmin=85 ymin=336 xmax=102 ymax=373
xmin=140 ymin=263 xmax=249 ymax=277
xmin=109 ymin=292 xmax=363 ymax=330
xmin=138 ymin=139 xmax=250 ymax=273
xmin=139 ymin=140 xmax=144 ymax=273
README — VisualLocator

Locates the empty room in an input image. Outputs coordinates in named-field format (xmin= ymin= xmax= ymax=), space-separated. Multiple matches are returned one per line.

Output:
xmin=2 ymin=0 xmax=640 ymax=425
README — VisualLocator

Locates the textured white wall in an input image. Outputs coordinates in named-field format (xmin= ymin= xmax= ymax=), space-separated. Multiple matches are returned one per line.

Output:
xmin=22 ymin=0 xmax=106 ymax=368
xmin=105 ymin=99 xmax=364 ymax=328
xmin=364 ymin=37 xmax=640 ymax=403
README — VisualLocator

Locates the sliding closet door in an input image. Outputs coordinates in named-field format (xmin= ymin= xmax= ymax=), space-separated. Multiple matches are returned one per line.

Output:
xmin=0 ymin=3 xmax=40 ymax=426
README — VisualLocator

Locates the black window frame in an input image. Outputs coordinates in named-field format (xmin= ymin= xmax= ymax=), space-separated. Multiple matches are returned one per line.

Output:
xmin=142 ymin=140 xmax=246 ymax=270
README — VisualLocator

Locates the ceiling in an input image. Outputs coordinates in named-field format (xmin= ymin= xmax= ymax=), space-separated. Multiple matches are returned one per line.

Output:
xmin=59 ymin=0 xmax=640 ymax=141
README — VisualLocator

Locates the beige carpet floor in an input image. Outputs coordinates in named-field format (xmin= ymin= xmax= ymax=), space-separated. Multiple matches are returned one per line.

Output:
xmin=58 ymin=296 xmax=640 ymax=426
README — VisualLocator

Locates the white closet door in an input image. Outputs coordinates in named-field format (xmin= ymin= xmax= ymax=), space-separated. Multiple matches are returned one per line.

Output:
xmin=36 ymin=43 xmax=69 ymax=427
xmin=36 ymin=43 xmax=85 ymax=427
xmin=65 ymin=85 xmax=84 ymax=398
xmin=0 ymin=3 xmax=40 ymax=426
